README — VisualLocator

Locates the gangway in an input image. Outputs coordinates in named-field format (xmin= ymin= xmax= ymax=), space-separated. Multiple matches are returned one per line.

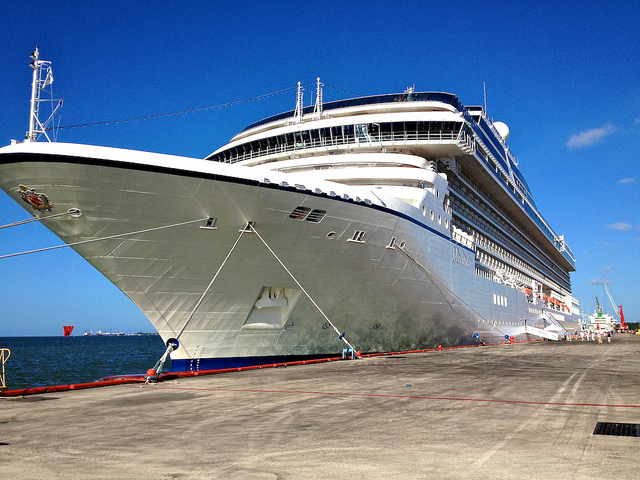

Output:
xmin=524 ymin=325 xmax=560 ymax=341
xmin=525 ymin=313 xmax=570 ymax=341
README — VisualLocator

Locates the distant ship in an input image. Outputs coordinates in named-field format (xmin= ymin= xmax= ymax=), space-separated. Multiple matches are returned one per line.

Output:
xmin=82 ymin=330 xmax=126 ymax=337
xmin=0 ymin=49 xmax=581 ymax=371
xmin=582 ymin=297 xmax=615 ymax=335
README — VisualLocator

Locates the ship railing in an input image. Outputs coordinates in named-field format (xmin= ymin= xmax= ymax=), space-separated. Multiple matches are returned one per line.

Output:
xmin=451 ymin=229 xmax=475 ymax=250
xmin=0 ymin=348 xmax=10 ymax=390
xmin=215 ymin=129 xmax=460 ymax=165
xmin=452 ymin=196 xmax=559 ymax=292
xmin=451 ymin=174 xmax=560 ymax=280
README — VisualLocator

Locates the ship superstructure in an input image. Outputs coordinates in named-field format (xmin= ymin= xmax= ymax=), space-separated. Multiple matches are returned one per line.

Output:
xmin=208 ymin=82 xmax=578 ymax=322
xmin=0 ymin=54 xmax=580 ymax=370
xmin=582 ymin=297 xmax=616 ymax=335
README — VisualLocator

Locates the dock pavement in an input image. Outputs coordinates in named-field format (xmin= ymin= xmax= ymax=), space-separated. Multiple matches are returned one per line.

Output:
xmin=1 ymin=334 xmax=639 ymax=479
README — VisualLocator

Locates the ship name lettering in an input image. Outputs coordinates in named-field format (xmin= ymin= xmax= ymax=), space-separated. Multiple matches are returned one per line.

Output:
xmin=452 ymin=247 xmax=469 ymax=266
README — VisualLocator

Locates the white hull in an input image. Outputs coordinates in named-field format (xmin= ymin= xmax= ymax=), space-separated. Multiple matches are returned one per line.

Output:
xmin=0 ymin=142 xmax=580 ymax=369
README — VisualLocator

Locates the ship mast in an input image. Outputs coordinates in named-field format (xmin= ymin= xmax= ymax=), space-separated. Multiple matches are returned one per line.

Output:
xmin=293 ymin=81 xmax=304 ymax=123
xmin=313 ymin=77 xmax=323 ymax=119
xmin=27 ymin=47 xmax=41 ymax=141
xmin=26 ymin=46 xmax=61 ymax=143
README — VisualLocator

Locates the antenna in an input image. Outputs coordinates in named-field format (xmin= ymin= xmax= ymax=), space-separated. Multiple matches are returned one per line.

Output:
xmin=293 ymin=81 xmax=304 ymax=123
xmin=313 ymin=77 xmax=323 ymax=119
xmin=483 ymin=81 xmax=487 ymax=114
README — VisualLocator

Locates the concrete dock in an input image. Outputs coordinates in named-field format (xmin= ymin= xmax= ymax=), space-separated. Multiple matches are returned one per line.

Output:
xmin=2 ymin=335 xmax=639 ymax=479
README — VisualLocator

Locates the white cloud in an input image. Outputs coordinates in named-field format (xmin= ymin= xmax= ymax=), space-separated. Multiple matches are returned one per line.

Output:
xmin=602 ymin=265 xmax=615 ymax=274
xmin=619 ymin=177 xmax=637 ymax=184
xmin=566 ymin=125 xmax=616 ymax=149
xmin=588 ymin=278 xmax=603 ymax=285
xmin=606 ymin=222 xmax=634 ymax=231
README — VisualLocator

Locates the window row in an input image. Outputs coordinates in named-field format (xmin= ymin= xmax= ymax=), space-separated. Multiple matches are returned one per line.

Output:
xmin=209 ymin=121 xmax=464 ymax=164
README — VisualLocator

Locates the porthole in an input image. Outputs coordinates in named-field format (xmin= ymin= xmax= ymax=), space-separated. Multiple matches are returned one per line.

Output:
xmin=430 ymin=210 xmax=434 ymax=221
xmin=445 ymin=219 xmax=449 ymax=229
xmin=437 ymin=214 xmax=442 ymax=225
xmin=326 ymin=231 xmax=336 ymax=239
xmin=421 ymin=205 xmax=426 ymax=217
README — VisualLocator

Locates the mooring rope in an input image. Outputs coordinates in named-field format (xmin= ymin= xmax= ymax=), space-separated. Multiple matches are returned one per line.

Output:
xmin=145 ymin=221 xmax=360 ymax=383
xmin=0 ymin=217 xmax=208 ymax=260
xmin=145 ymin=225 xmax=249 ymax=383
xmin=177 ymin=226 xmax=248 ymax=340
xmin=0 ymin=208 xmax=81 ymax=230
xmin=248 ymin=223 xmax=359 ymax=355
xmin=398 ymin=245 xmax=507 ymax=338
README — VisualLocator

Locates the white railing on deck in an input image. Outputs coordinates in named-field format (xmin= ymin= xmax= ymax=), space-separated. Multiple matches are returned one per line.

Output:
xmin=214 ymin=129 xmax=461 ymax=165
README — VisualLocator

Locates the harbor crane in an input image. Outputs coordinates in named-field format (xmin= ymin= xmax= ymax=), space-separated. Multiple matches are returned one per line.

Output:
xmin=603 ymin=280 xmax=628 ymax=330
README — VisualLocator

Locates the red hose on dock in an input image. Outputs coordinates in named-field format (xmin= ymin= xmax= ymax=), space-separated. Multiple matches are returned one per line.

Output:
xmin=0 ymin=338 xmax=542 ymax=397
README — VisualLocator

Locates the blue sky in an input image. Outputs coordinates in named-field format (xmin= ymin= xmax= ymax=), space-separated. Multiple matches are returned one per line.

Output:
xmin=1 ymin=1 xmax=639 ymax=335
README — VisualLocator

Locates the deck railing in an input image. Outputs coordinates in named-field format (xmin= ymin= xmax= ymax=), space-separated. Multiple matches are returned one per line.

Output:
xmin=212 ymin=129 xmax=463 ymax=165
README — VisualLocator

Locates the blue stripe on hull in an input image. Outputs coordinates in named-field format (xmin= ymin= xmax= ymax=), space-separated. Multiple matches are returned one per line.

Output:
xmin=170 ymin=354 xmax=337 ymax=372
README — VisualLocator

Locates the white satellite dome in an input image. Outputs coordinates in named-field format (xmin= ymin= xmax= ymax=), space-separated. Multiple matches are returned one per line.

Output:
xmin=493 ymin=121 xmax=510 ymax=141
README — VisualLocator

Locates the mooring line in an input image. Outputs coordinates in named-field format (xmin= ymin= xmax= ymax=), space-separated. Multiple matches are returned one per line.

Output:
xmin=177 ymin=226 xmax=248 ymax=340
xmin=0 ymin=217 xmax=208 ymax=260
xmin=145 ymin=225 xmax=249 ymax=383
xmin=398 ymin=245 xmax=507 ymax=338
xmin=248 ymin=223 xmax=359 ymax=356
xmin=0 ymin=208 xmax=81 ymax=230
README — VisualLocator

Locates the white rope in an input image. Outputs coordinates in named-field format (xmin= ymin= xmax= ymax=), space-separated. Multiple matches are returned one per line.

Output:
xmin=146 ymin=220 xmax=361 ymax=382
xmin=174 ymin=226 xmax=248 ymax=341
xmin=146 ymin=225 xmax=248 ymax=383
xmin=398 ymin=245 xmax=507 ymax=338
xmin=248 ymin=223 xmax=359 ymax=355
xmin=0 ymin=208 xmax=81 ymax=230
xmin=0 ymin=217 xmax=208 ymax=260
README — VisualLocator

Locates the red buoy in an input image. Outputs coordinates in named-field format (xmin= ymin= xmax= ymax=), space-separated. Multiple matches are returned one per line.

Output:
xmin=146 ymin=369 xmax=156 ymax=378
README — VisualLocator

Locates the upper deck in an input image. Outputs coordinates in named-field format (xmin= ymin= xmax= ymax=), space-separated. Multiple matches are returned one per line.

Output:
xmin=206 ymin=90 xmax=575 ymax=270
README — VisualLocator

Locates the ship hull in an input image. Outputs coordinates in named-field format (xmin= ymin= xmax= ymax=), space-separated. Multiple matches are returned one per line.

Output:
xmin=0 ymin=144 xmax=581 ymax=370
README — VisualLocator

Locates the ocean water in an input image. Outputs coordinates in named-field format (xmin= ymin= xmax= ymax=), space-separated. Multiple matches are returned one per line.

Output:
xmin=0 ymin=335 xmax=167 ymax=390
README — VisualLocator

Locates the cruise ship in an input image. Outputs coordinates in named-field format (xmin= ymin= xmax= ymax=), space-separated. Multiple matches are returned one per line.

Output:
xmin=0 ymin=50 xmax=580 ymax=371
